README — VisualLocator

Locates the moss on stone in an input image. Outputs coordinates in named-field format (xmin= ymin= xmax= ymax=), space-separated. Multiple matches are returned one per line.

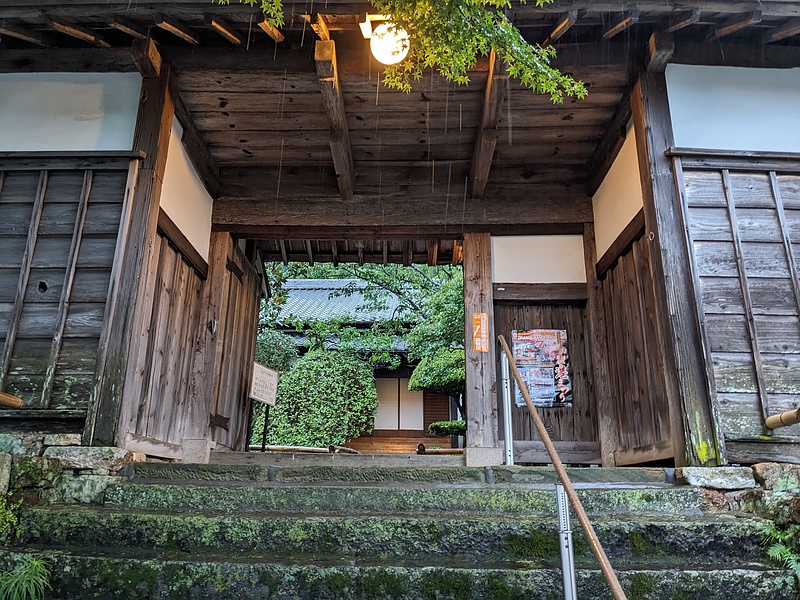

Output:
xmin=421 ymin=570 xmax=472 ymax=600
xmin=505 ymin=531 xmax=560 ymax=560
xmin=626 ymin=572 xmax=655 ymax=600
xmin=361 ymin=571 xmax=407 ymax=597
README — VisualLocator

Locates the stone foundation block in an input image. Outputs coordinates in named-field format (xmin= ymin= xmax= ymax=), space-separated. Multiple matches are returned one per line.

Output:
xmin=752 ymin=462 xmax=800 ymax=492
xmin=0 ymin=433 xmax=44 ymax=457
xmin=43 ymin=473 xmax=119 ymax=505
xmin=43 ymin=434 xmax=82 ymax=447
xmin=676 ymin=466 xmax=756 ymax=490
xmin=0 ymin=453 xmax=10 ymax=495
xmin=464 ymin=446 xmax=503 ymax=467
xmin=11 ymin=456 xmax=64 ymax=489
xmin=42 ymin=447 xmax=139 ymax=472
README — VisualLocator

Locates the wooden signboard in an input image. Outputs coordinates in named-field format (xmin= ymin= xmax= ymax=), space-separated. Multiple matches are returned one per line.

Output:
xmin=249 ymin=363 xmax=279 ymax=406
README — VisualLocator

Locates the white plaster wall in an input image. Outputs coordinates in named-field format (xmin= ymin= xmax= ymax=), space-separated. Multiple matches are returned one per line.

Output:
xmin=160 ymin=117 xmax=214 ymax=260
xmin=374 ymin=378 xmax=399 ymax=430
xmin=0 ymin=73 xmax=141 ymax=151
xmin=665 ymin=64 xmax=800 ymax=153
xmin=591 ymin=128 xmax=644 ymax=259
xmin=491 ymin=236 xmax=586 ymax=283
xmin=399 ymin=380 xmax=424 ymax=430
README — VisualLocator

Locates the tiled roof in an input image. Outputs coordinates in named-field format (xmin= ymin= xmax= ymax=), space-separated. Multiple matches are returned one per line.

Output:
xmin=276 ymin=279 xmax=402 ymax=325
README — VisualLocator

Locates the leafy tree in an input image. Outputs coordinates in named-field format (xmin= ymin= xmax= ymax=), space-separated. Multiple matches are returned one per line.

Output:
xmin=255 ymin=325 xmax=298 ymax=373
xmin=218 ymin=0 xmax=585 ymax=98
xmin=265 ymin=350 xmax=378 ymax=447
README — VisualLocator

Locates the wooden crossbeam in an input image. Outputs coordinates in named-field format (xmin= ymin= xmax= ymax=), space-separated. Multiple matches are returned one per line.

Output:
xmin=664 ymin=9 xmax=701 ymax=33
xmin=0 ymin=22 xmax=50 ymax=46
xmin=132 ymin=38 xmax=161 ymax=78
xmin=206 ymin=15 xmax=241 ymax=45
xmin=315 ymin=40 xmax=354 ymax=201
xmin=109 ymin=17 xmax=148 ymax=39
xmin=311 ymin=14 xmax=330 ymax=41
xmin=763 ymin=18 xmax=800 ymax=43
xmin=50 ymin=20 xmax=110 ymax=47
xmin=602 ymin=10 xmax=639 ymax=39
xmin=469 ymin=49 xmax=507 ymax=199
xmin=543 ymin=10 xmax=577 ymax=46
xmin=258 ymin=17 xmax=285 ymax=43
xmin=156 ymin=15 xmax=199 ymax=45
xmin=711 ymin=10 xmax=762 ymax=40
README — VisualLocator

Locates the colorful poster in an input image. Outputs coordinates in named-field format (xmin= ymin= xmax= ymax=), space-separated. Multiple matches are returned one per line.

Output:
xmin=511 ymin=329 xmax=572 ymax=408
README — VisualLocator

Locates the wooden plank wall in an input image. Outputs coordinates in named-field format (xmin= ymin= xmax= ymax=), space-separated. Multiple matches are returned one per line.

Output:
xmin=0 ymin=158 xmax=134 ymax=418
xmin=598 ymin=235 xmax=674 ymax=465
xmin=675 ymin=155 xmax=800 ymax=461
xmin=494 ymin=303 xmax=599 ymax=449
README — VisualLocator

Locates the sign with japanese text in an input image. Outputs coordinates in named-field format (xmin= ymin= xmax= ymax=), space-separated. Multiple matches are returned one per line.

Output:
xmin=511 ymin=329 xmax=572 ymax=408
xmin=250 ymin=363 xmax=279 ymax=406
xmin=472 ymin=312 xmax=489 ymax=353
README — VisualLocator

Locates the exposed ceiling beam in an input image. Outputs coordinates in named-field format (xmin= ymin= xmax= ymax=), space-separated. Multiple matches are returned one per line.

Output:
xmin=258 ymin=17 xmax=284 ymax=43
xmin=664 ymin=9 xmax=701 ymax=33
xmin=543 ymin=10 xmax=577 ymax=46
xmin=205 ymin=15 xmax=241 ymax=45
xmin=304 ymin=240 xmax=314 ymax=265
xmin=403 ymin=241 xmax=412 ymax=267
xmin=711 ymin=10 xmax=762 ymax=40
xmin=331 ymin=240 xmax=339 ymax=267
xmin=602 ymin=11 xmax=639 ymax=39
xmin=0 ymin=22 xmax=50 ymax=46
xmin=311 ymin=14 xmax=330 ymax=41
xmin=762 ymin=18 xmax=800 ymax=43
xmin=647 ymin=32 xmax=674 ymax=73
xmin=109 ymin=17 xmax=148 ymax=39
xmin=279 ymin=239 xmax=289 ymax=265
xmin=156 ymin=15 xmax=199 ymax=45
xmin=315 ymin=39 xmax=355 ymax=201
xmin=469 ymin=49 xmax=507 ymax=199
xmin=427 ymin=241 xmax=438 ymax=266
xmin=131 ymin=37 xmax=161 ymax=77
xmin=50 ymin=20 xmax=110 ymax=47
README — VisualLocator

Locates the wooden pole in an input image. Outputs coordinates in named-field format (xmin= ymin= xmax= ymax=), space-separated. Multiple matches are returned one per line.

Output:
xmin=498 ymin=335 xmax=627 ymax=600
xmin=0 ymin=393 xmax=23 ymax=409
xmin=766 ymin=409 xmax=800 ymax=430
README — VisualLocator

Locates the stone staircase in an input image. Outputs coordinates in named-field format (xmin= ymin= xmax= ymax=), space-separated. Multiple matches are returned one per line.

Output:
xmin=7 ymin=458 xmax=798 ymax=599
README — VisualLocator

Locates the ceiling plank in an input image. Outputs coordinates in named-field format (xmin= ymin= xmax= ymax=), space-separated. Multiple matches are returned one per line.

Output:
xmin=711 ymin=10 xmax=762 ymax=40
xmin=109 ymin=17 xmax=148 ymax=39
xmin=469 ymin=49 xmax=507 ymax=199
xmin=315 ymin=39 xmax=355 ymax=201
xmin=0 ymin=22 xmax=50 ymax=46
xmin=50 ymin=19 xmax=110 ymax=47
xmin=156 ymin=15 xmax=200 ymax=44
xmin=543 ymin=10 xmax=577 ymax=46
xmin=205 ymin=15 xmax=241 ymax=45
xmin=763 ymin=18 xmax=800 ymax=43
xmin=664 ymin=9 xmax=701 ymax=33
xmin=602 ymin=10 xmax=639 ymax=40
xmin=258 ymin=17 xmax=285 ymax=43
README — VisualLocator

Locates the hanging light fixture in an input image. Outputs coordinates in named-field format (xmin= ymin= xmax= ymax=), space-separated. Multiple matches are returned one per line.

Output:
xmin=360 ymin=15 xmax=409 ymax=66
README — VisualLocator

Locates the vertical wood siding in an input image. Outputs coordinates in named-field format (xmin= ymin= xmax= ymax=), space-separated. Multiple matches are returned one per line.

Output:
xmin=676 ymin=157 xmax=800 ymax=446
xmin=493 ymin=303 xmax=598 ymax=444
xmin=0 ymin=160 xmax=133 ymax=413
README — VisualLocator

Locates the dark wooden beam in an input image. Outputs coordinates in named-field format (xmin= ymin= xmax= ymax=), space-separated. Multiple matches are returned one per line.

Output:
xmin=109 ymin=17 xmax=148 ymax=39
xmin=631 ymin=72 xmax=725 ymax=467
xmin=603 ymin=11 xmax=639 ymax=40
xmin=763 ymin=18 xmax=800 ymax=43
xmin=427 ymin=241 xmax=438 ymax=266
xmin=258 ymin=17 xmax=285 ymax=43
xmin=0 ymin=48 xmax=136 ymax=72
xmin=382 ymin=241 xmax=388 ymax=265
xmin=304 ymin=240 xmax=314 ymax=265
xmin=470 ymin=50 xmax=507 ymax=199
xmin=664 ymin=9 xmax=701 ymax=33
xmin=711 ymin=10 xmax=762 ymax=40
xmin=131 ymin=37 xmax=161 ymax=78
xmin=278 ymin=239 xmax=289 ymax=265
xmin=595 ymin=208 xmax=645 ymax=279
xmin=492 ymin=282 xmax=587 ymax=303
xmin=671 ymin=41 xmax=800 ymax=68
xmin=402 ymin=241 xmax=412 ymax=267
xmin=50 ymin=19 xmax=110 ymax=47
xmin=332 ymin=240 xmax=339 ymax=266
xmin=0 ymin=22 xmax=50 ymax=46
xmin=205 ymin=15 xmax=241 ymax=45
xmin=311 ymin=14 xmax=330 ymax=41
xmin=586 ymin=91 xmax=632 ymax=196
xmin=647 ymin=32 xmax=674 ymax=73
xmin=543 ymin=10 xmax=577 ymax=46
xmin=315 ymin=40 xmax=354 ymax=201
xmin=156 ymin=15 xmax=199 ymax=45
xmin=357 ymin=241 xmax=364 ymax=265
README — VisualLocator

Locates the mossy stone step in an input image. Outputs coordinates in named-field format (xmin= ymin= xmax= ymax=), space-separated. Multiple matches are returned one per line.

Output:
xmin=19 ymin=505 xmax=766 ymax=565
xmin=104 ymin=481 xmax=711 ymax=517
xmin=1 ymin=550 xmax=794 ymax=600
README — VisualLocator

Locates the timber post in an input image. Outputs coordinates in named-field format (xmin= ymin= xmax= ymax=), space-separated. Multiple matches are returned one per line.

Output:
xmin=631 ymin=72 xmax=725 ymax=466
xmin=84 ymin=64 xmax=175 ymax=446
xmin=462 ymin=232 xmax=502 ymax=466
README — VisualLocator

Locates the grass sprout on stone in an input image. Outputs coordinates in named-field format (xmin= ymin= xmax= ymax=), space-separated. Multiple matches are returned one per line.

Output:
xmin=0 ymin=556 xmax=51 ymax=600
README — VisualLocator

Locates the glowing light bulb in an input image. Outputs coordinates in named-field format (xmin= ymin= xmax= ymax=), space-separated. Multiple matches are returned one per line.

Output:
xmin=369 ymin=22 xmax=409 ymax=65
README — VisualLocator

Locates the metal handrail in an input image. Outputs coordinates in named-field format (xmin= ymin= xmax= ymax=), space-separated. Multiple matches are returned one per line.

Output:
xmin=498 ymin=335 xmax=627 ymax=600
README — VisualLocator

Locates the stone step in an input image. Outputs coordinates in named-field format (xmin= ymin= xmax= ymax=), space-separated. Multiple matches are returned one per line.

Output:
xmin=104 ymin=481 xmax=713 ymax=517
xmin=19 ymin=505 xmax=766 ymax=566
xmin=132 ymin=462 xmax=672 ymax=486
xmin=1 ymin=549 xmax=794 ymax=600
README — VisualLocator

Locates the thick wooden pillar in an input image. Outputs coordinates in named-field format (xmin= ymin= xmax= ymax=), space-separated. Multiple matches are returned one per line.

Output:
xmin=462 ymin=232 xmax=502 ymax=466
xmin=631 ymin=72 xmax=725 ymax=466
xmin=84 ymin=67 xmax=175 ymax=446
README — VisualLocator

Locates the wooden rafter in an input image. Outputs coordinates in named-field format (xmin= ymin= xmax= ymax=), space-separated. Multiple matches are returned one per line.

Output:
xmin=647 ymin=32 xmax=674 ymax=73
xmin=109 ymin=17 xmax=148 ymax=39
xmin=603 ymin=11 xmax=639 ymax=39
xmin=206 ymin=15 xmax=241 ymax=45
xmin=543 ymin=10 xmax=577 ymax=46
xmin=156 ymin=15 xmax=199 ymax=45
xmin=763 ymin=18 xmax=800 ymax=43
xmin=278 ymin=239 xmax=289 ymax=265
xmin=50 ymin=20 xmax=110 ymax=47
xmin=305 ymin=240 xmax=314 ymax=265
xmin=258 ymin=17 xmax=285 ymax=43
xmin=331 ymin=240 xmax=339 ymax=266
xmin=711 ymin=10 xmax=762 ymax=40
xmin=311 ymin=14 xmax=331 ymax=41
xmin=402 ymin=241 xmax=412 ymax=267
xmin=171 ymin=81 xmax=221 ymax=197
xmin=664 ymin=9 xmax=701 ymax=33
xmin=469 ymin=49 xmax=507 ymax=199
xmin=382 ymin=241 xmax=388 ymax=266
xmin=0 ymin=22 xmax=50 ymax=46
xmin=315 ymin=40 xmax=354 ymax=201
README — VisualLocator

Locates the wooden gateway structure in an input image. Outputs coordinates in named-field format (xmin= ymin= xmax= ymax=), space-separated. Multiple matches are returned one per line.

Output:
xmin=0 ymin=0 xmax=799 ymax=467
